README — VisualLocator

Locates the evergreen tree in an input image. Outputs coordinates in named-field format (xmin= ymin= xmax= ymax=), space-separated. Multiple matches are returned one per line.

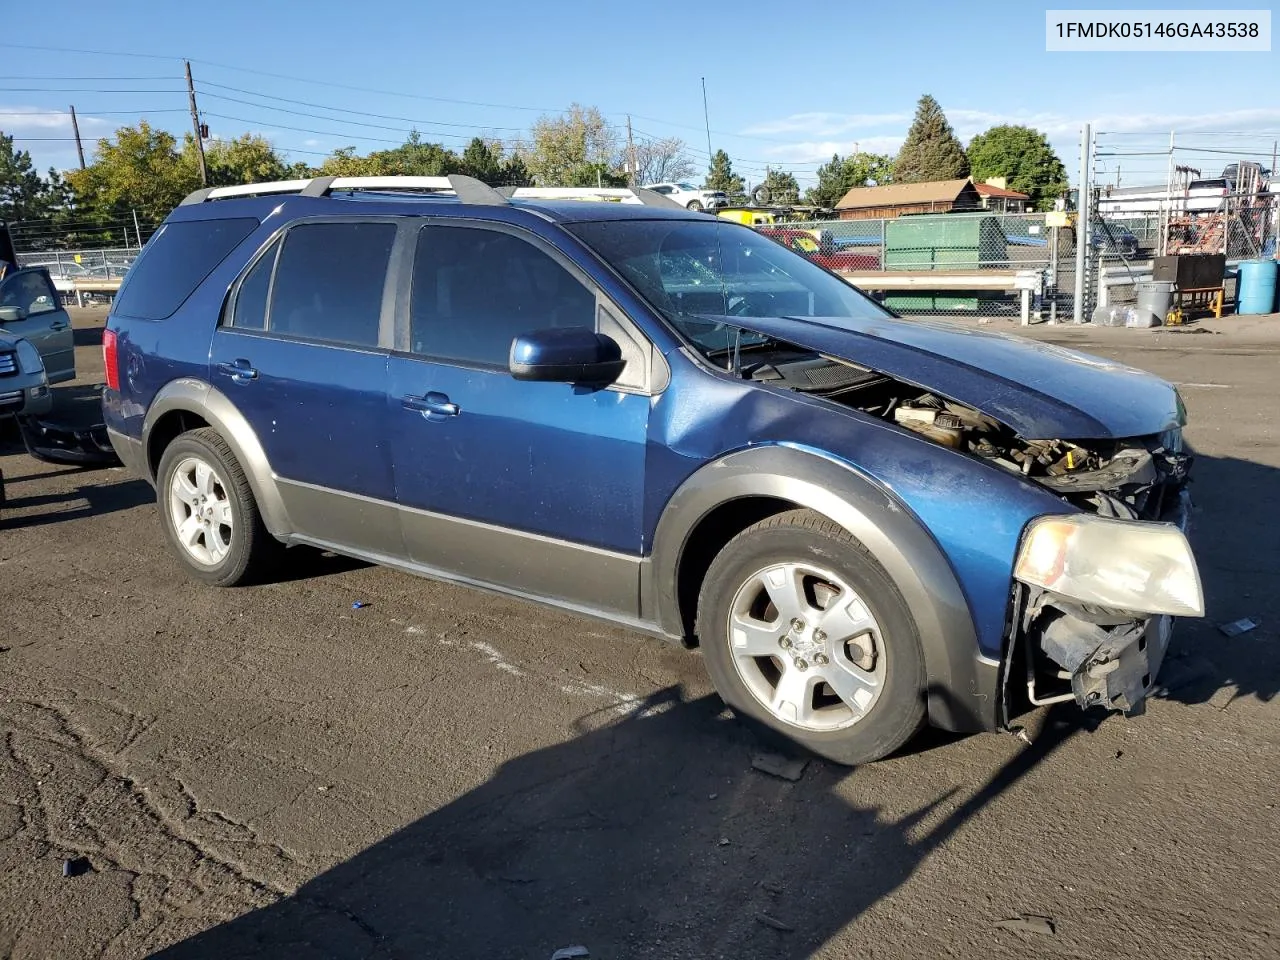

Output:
xmin=705 ymin=149 xmax=744 ymax=196
xmin=892 ymin=95 xmax=970 ymax=183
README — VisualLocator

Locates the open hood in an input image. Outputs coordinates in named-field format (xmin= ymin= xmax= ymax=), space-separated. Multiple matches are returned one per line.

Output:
xmin=720 ymin=314 xmax=1184 ymax=440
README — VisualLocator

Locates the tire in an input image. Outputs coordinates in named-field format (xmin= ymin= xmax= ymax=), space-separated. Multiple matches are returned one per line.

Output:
xmin=155 ymin=427 xmax=283 ymax=587
xmin=686 ymin=200 xmax=704 ymax=211
xmin=696 ymin=509 xmax=926 ymax=765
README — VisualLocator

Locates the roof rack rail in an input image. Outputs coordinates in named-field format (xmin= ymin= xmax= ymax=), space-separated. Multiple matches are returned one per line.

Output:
xmin=178 ymin=175 xmax=687 ymax=210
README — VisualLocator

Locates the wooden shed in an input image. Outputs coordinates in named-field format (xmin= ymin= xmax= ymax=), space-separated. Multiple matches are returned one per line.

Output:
xmin=834 ymin=178 xmax=983 ymax=221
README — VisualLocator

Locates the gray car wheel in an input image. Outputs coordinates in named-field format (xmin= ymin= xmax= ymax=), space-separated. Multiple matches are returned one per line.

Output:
xmin=697 ymin=509 xmax=926 ymax=765
xmin=156 ymin=427 xmax=283 ymax=586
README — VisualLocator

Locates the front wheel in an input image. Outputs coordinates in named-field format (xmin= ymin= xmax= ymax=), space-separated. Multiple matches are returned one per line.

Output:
xmin=686 ymin=200 xmax=704 ymax=211
xmin=156 ymin=427 xmax=283 ymax=586
xmin=697 ymin=509 xmax=926 ymax=765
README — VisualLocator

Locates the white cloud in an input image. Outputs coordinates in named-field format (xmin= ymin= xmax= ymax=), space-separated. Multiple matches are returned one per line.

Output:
xmin=741 ymin=111 xmax=911 ymax=138
xmin=303 ymin=138 xmax=322 ymax=148
xmin=0 ymin=105 xmax=111 ymax=135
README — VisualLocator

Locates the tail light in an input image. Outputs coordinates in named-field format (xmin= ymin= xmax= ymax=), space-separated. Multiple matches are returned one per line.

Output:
xmin=103 ymin=328 xmax=120 ymax=391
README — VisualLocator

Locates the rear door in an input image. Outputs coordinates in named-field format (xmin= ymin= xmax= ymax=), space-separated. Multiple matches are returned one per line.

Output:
xmin=210 ymin=217 xmax=404 ymax=558
xmin=0 ymin=268 xmax=75 ymax=382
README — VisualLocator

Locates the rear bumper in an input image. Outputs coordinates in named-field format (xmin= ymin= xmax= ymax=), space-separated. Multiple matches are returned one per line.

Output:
xmin=18 ymin=416 xmax=122 ymax=466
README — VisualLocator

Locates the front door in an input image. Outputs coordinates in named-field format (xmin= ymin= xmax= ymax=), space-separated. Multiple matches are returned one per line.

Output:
xmin=210 ymin=218 xmax=403 ymax=558
xmin=0 ymin=269 xmax=75 ymax=382
xmin=387 ymin=221 xmax=653 ymax=618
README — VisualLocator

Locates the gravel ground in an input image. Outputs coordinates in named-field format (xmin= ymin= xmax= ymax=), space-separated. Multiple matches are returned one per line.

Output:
xmin=1 ymin=309 xmax=1277 ymax=960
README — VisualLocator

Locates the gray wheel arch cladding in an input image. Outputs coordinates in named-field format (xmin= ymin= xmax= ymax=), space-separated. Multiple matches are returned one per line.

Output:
xmin=143 ymin=379 xmax=293 ymax=538
xmin=650 ymin=445 xmax=1000 ymax=732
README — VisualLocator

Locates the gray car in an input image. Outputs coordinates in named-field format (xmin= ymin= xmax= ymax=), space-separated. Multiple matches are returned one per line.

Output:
xmin=0 ymin=330 xmax=53 ymax=419
xmin=0 ymin=267 xmax=76 ymax=383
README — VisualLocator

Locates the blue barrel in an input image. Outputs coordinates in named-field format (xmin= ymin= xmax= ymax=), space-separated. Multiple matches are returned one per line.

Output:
xmin=1238 ymin=259 xmax=1279 ymax=315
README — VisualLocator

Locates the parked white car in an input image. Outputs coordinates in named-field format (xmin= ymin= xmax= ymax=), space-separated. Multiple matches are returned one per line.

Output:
xmin=641 ymin=182 xmax=728 ymax=211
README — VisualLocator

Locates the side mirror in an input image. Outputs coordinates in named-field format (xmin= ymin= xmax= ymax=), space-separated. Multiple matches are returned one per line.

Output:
xmin=0 ymin=306 xmax=25 ymax=323
xmin=509 ymin=327 xmax=626 ymax=385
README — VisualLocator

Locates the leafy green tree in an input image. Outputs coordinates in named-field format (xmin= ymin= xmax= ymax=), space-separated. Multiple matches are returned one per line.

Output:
xmin=758 ymin=167 xmax=801 ymax=204
xmin=806 ymin=152 xmax=894 ymax=207
xmin=564 ymin=162 xmax=628 ymax=188
xmin=498 ymin=151 xmax=531 ymax=187
xmin=966 ymin=125 xmax=1069 ymax=211
xmin=195 ymin=134 xmax=292 ymax=187
xmin=371 ymin=131 xmax=461 ymax=176
xmin=521 ymin=104 xmax=620 ymax=186
xmin=66 ymin=121 xmax=198 ymax=224
xmin=705 ymin=149 xmax=745 ymax=196
xmin=892 ymin=94 xmax=970 ymax=183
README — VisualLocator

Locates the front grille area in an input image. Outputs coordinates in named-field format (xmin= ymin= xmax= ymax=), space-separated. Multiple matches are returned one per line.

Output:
xmin=0 ymin=352 xmax=17 ymax=376
xmin=0 ymin=389 xmax=23 ymax=409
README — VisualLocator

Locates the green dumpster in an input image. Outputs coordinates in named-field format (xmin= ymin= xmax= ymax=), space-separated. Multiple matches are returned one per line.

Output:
xmin=882 ymin=214 xmax=1008 ymax=312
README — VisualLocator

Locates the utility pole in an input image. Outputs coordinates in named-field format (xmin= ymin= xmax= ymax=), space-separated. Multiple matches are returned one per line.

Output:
xmin=185 ymin=60 xmax=208 ymax=187
xmin=625 ymin=115 xmax=638 ymax=188
xmin=1072 ymin=122 xmax=1091 ymax=324
xmin=132 ymin=209 xmax=142 ymax=250
xmin=700 ymin=78 xmax=713 ymax=164
xmin=69 ymin=105 xmax=86 ymax=170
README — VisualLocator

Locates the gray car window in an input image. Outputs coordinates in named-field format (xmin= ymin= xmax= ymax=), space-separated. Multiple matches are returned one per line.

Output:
xmin=1 ymin=271 xmax=59 ymax=316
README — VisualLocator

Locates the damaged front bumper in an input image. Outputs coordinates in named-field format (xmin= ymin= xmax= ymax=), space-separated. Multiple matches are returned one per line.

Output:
xmin=16 ymin=415 xmax=122 ymax=466
xmin=1012 ymin=488 xmax=1193 ymax=718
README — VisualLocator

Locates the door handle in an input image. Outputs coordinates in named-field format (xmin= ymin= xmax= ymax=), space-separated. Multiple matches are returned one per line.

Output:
xmin=402 ymin=391 xmax=460 ymax=418
xmin=50 ymin=321 xmax=69 ymax=330
xmin=216 ymin=359 xmax=259 ymax=382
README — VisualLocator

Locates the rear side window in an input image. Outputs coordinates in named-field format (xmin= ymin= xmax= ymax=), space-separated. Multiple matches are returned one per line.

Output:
xmin=268 ymin=222 xmax=395 ymax=347
xmin=229 ymin=240 xmax=279 ymax=331
xmin=113 ymin=217 xmax=259 ymax=321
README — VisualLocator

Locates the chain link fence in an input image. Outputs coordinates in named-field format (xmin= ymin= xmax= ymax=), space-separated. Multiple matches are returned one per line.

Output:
xmin=750 ymin=211 xmax=1083 ymax=322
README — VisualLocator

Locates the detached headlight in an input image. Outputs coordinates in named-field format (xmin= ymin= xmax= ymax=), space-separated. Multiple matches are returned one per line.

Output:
xmin=1015 ymin=514 xmax=1204 ymax=617
xmin=15 ymin=339 xmax=44 ymax=375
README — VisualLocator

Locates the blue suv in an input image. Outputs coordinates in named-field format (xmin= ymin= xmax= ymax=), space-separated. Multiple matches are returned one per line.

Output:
xmin=102 ymin=176 xmax=1203 ymax=764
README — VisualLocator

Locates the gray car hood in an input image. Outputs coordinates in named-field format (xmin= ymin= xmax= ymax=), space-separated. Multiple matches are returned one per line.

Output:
xmin=722 ymin=314 xmax=1184 ymax=440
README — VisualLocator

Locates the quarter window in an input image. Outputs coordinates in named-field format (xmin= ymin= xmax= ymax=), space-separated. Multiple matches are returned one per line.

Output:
xmin=409 ymin=225 xmax=596 ymax=367
xmin=0 ymin=270 xmax=59 ymax=316
xmin=268 ymin=222 xmax=395 ymax=347
xmin=230 ymin=240 xmax=279 ymax=331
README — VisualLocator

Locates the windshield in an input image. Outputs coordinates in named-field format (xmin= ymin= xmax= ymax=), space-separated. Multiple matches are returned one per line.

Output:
xmin=569 ymin=219 xmax=890 ymax=356
xmin=676 ymin=183 xmax=699 ymax=191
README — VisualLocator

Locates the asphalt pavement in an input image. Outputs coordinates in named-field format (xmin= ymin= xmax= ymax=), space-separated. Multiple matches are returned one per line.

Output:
xmin=1 ymin=307 xmax=1277 ymax=959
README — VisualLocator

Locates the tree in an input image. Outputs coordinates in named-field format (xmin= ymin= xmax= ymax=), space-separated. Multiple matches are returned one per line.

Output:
xmin=0 ymin=132 xmax=55 ymax=222
xmin=370 ymin=131 xmax=461 ymax=176
xmin=66 ymin=121 xmax=198 ymax=225
xmin=705 ymin=149 xmax=744 ymax=196
xmin=806 ymin=152 xmax=894 ymax=208
xmin=459 ymin=137 xmax=531 ymax=185
xmin=892 ymin=95 xmax=970 ymax=184
xmin=631 ymin=136 xmax=695 ymax=185
xmin=966 ymin=125 xmax=1069 ymax=211
xmin=758 ymin=167 xmax=801 ymax=204
xmin=521 ymin=104 xmax=621 ymax=186
xmin=196 ymin=134 xmax=292 ymax=187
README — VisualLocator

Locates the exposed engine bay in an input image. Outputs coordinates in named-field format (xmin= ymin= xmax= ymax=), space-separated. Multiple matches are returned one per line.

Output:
xmin=742 ymin=349 xmax=1192 ymax=521
xmin=739 ymin=345 xmax=1196 ymax=726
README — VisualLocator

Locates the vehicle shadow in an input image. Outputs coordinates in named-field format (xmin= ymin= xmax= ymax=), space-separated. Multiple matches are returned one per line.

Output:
xmin=1153 ymin=450 xmax=1280 ymax=708
xmin=0 ymin=477 xmax=152 ymax=530
xmin=151 ymin=689 xmax=1086 ymax=960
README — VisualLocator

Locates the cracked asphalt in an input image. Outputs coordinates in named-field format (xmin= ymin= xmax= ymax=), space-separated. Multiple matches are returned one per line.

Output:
xmin=1 ymin=310 xmax=1278 ymax=959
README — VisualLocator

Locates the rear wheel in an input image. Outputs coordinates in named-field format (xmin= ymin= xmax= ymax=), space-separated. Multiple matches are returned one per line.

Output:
xmin=697 ymin=509 xmax=926 ymax=765
xmin=156 ymin=428 xmax=282 ymax=586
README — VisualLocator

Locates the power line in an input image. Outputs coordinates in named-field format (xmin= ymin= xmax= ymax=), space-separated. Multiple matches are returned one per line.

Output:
xmin=196 ymin=81 xmax=527 ymax=132
xmin=0 ymin=108 xmax=188 ymax=116
xmin=0 ymin=86 xmax=185 ymax=94
xmin=198 ymin=91 xmax=519 ymax=137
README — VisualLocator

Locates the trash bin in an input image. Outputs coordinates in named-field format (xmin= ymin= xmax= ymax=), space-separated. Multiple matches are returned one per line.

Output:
xmin=1238 ymin=258 xmax=1279 ymax=315
xmin=1134 ymin=280 xmax=1174 ymax=326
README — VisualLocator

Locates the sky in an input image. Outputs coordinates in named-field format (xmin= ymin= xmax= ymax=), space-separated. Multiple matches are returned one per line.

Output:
xmin=3 ymin=0 xmax=1277 ymax=193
